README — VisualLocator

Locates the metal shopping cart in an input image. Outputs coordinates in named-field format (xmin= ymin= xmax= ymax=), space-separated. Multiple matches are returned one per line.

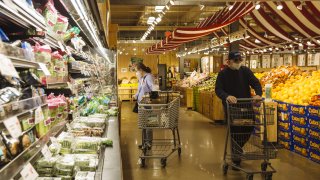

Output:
xmin=138 ymin=91 xmax=181 ymax=167
xmin=223 ymin=98 xmax=278 ymax=180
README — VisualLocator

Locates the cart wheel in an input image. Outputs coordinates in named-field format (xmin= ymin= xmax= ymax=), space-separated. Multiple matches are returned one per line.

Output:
xmin=161 ymin=158 xmax=167 ymax=167
xmin=140 ymin=158 xmax=146 ymax=168
xmin=222 ymin=163 xmax=228 ymax=175
xmin=178 ymin=148 xmax=182 ymax=157
xmin=246 ymin=174 xmax=253 ymax=180
xmin=261 ymin=162 xmax=268 ymax=171
xmin=265 ymin=173 xmax=273 ymax=180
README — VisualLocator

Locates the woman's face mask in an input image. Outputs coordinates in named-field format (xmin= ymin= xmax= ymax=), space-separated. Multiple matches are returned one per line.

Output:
xmin=136 ymin=71 xmax=142 ymax=79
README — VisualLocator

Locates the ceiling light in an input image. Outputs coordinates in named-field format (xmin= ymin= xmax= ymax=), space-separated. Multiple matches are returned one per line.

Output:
xmin=307 ymin=41 xmax=311 ymax=45
xmin=317 ymin=40 xmax=320 ymax=44
xmin=277 ymin=2 xmax=283 ymax=10
xmin=264 ymin=32 xmax=268 ymax=38
xmin=275 ymin=47 xmax=279 ymax=50
xmin=289 ymin=44 xmax=293 ymax=48
xmin=169 ymin=0 xmax=175 ymax=5
xmin=297 ymin=1 xmax=304 ymax=10
xmin=133 ymin=48 xmax=136 ymax=51
xmin=299 ymin=43 xmax=303 ymax=47
xmin=185 ymin=47 xmax=187 ymax=51
xmin=263 ymin=49 xmax=267 ymax=52
xmin=255 ymin=2 xmax=261 ymax=10
xmin=156 ymin=17 xmax=162 ymax=23
xmin=269 ymin=47 xmax=273 ymax=51
xmin=227 ymin=2 xmax=234 ymax=10
xmin=133 ymin=40 xmax=136 ymax=43
xmin=199 ymin=4 xmax=205 ymax=10
xmin=155 ymin=6 xmax=165 ymax=12
xmin=255 ymin=39 xmax=261 ymax=43
xmin=165 ymin=5 xmax=170 ymax=10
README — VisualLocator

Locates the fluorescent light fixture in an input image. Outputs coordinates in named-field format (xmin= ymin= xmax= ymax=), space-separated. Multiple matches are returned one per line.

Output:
xmin=156 ymin=17 xmax=162 ymax=23
xmin=255 ymin=39 xmax=261 ymax=43
xmin=169 ymin=0 xmax=175 ymax=5
xmin=199 ymin=4 xmax=205 ymax=10
xmin=255 ymin=2 xmax=261 ymax=10
xmin=277 ymin=2 xmax=283 ymax=10
xmin=155 ymin=6 xmax=165 ymax=12
xmin=165 ymin=5 xmax=170 ymax=10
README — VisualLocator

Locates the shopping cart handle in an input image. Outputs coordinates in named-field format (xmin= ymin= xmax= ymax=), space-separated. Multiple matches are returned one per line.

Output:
xmin=226 ymin=98 xmax=263 ymax=102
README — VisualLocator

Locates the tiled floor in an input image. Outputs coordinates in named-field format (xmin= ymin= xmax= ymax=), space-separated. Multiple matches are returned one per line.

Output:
xmin=120 ymin=102 xmax=320 ymax=180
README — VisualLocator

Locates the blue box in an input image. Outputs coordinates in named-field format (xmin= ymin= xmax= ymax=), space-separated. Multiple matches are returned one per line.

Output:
xmin=278 ymin=130 xmax=292 ymax=141
xmin=307 ymin=116 xmax=320 ymax=131
xmin=278 ymin=121 xmax=291 ymax=132
xmin=308 ymin=138 xmax=320 ymax=152
xmin=278 ymin=138 xmax=293 ymax=150
xmin=309 ymin=149 xmax=320 ymax=164
xmin=292 ymin=143 xmax=309 ymax=157
xmin=308 ymin=129 xmax=320 ymax=141
xmin=292 ymin=125 xmax=309 ymax=137
xmin=291 ymin=114 xmax=308 ymax=127
xmin=290 ymin=104 xmax=307 ymax=116
xmin=292 ymin=134 xmax=309 ymax=148
xmin=276 ymin=101 xmax=290 ymax=112
xmin=307 ymin=106 xmax=320 ymax=119
xmin=278 ymin=111 xmax=290 ymax=122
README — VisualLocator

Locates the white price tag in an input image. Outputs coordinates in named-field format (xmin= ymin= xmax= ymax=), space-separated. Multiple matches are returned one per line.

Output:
xmin=41 ymin=145 xmax=52 ymax=159
xmin=0 ymin=54 xmax=19 ymax=78
xmin=35 ymin=107 xmax=44 ymax=124
xmin=58 ymin=41 xmax=66 ymax=52
xmin=3 ymin=116 xmax=22 ymax=139
xmin=20 ymin=163 xmax=39 ymax=180
xmin=38 ymin=63 xmax=51 ymax=76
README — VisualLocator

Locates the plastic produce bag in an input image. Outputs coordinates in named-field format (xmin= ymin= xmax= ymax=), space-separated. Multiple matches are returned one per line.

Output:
xmin=43 ymin=0 xmax=58 ymax=27
xmin=64 ymin=27 xmax=81 ymax=42
xmin=54 ymin=15 xmax=69 ymax=33
xmin=33 ymin=43 xmax=52 ymax=63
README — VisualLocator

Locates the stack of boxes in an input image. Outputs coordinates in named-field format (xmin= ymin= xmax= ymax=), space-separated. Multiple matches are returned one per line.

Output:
xmin=276 ymin=101 xmax=320 ymax=164
xmin=307 ymin=106 xmax=320 ymax=163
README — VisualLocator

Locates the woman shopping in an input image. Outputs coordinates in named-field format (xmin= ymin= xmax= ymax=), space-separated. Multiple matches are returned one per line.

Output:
xmin=133 ymin=62 xmax=154 ymax=148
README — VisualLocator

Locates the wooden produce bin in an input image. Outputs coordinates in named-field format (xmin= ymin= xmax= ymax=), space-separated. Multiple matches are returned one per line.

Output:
xmin=186 ymin=88 xmax=194 ymax=109
xmin=256 ymin=102 xmax=278 ymax=142
xmin=211 ymin=93 xmax=225 ymax=121
xmin=118 ymin=87 xmax=132 ymax=101
xmin=198 ymin=91 xmax=204 ymax=114
xmin=202 ymin=91 xmax=212 ymax=118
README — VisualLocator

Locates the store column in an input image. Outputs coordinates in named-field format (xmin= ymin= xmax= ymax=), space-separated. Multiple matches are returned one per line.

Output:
xmin=179 ymin=57 xmax=185 ymax=79
xmin=229 ymin=21 xmax=240 ymax=52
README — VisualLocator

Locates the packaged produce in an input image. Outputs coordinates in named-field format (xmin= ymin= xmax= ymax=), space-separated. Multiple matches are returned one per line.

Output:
xmin=73 ymin=137 xmax=101 ymax=154
xmin=36 ymin=178 xmax=62 ymax=180
xmin=36 ymin=167 xmax=55 ymax=177
xmin=34 ymin=43 xmax=52 ymax=64
xmin=57 ymin=132 xmax=74 ymax=153
xmin=54 ymin=155 xmax=75 ymax=176
xmin=75 ymin=117 xmax=106 ymax=128
xmin=43 ymin=0 xmax=58 ymax=27
xmin=0 ymin=131 xmax=21 ymax=158
xmin=107 ymin=107 xmax=118 ymax=116
xmin=20 ymin=128 xmax=36 ymax=150
xmin=64 ymin=27 xmax=81 ymax=42
xmin=54 ymin=15 xmax=69 ymax=33
xmin=37 ymin=156 xmax=59 ymax=168
xmin=101 ymin=138 xmax=113 ymax=147
xmin=74 ymin=154 xmax=98 ymax=171
xmin=0 ymin=136 xmax=10 ymax=167
xmin=36 ymin=116 xmax=51 ymax=138
xmin=75 ymin=171 xmax=95 ymax=180
xmin=49 ymin=142 xmax=61 ymax=155
xmin=0 ymin=87 xmax=21 ymax=106
xmin=91 ymin=127 xmax=104 ymax=137
xmin=21 ymin=41 xmax=35 ymax=61
xmin=19 ymin=111 xmax=35 ymax=131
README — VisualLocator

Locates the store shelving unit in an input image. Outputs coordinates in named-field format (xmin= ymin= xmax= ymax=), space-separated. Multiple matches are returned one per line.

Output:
xmin=0 ymin=121 xmax=67 ymax=179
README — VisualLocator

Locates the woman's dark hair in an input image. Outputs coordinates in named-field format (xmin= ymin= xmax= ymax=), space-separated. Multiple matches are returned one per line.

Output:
xmin=136 ymin=62 xmax=151 ymax=73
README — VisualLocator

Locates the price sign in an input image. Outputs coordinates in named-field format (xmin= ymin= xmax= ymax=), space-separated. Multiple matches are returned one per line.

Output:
xmin=41 ymin=144 xmax=52 ymax=159
xmin=38 ymin=63 xmax=51 ymax=76
xmin=35 ymin=107 xmax=44 ymax=124
xmin=3 ymin=116 xmax=22 ymax=139
xmin=20 ymin=163 xmax=39 ymax=180
xmin=0 ymin=54 xmax=19 ymax=78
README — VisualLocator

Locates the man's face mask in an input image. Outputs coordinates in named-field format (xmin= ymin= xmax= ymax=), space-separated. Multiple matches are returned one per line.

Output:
xmin=228 ymin=60 xmax=242 ymax=70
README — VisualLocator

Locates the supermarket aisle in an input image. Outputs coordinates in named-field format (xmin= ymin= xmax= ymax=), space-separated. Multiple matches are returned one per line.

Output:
xmin=120 ymin=102 xmax=320 ymax=180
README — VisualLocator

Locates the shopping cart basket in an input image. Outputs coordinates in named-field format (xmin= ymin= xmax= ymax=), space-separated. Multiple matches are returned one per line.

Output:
xmin=138 ymin=91 xmax=181 ymax=167
xmin=223 ymin=98 xmax=278 ymax=180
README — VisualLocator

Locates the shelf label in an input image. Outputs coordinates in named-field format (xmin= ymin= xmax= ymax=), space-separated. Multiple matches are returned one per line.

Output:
xmin=38 ymin=63 xmax=51 ymax=76
xmin=3 ymin=116 xmax=22 ymax=139
xmin=58 ymin=41 xmax=66 ymax=52
xmin=20 ymin=163 xmax=39 ymax=180
xmin=0 ymin=54 xmax=19 ymax=78
xmin=35 ymin=107 xmax=44 ymax=124
xmin=41 ymin=144 xmax=52 ymax=159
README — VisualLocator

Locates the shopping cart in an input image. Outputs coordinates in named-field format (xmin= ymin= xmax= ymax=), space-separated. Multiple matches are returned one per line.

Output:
xmin=223 ymin=98 xmax=278 ymax=180
xmin=138 ymin=91 xmax=181 ymax=167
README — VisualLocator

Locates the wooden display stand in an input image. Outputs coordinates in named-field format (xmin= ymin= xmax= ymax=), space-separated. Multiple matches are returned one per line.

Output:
xmin=186 ymin=88 xmax=194 ymax=109
xmin=118 ymin=87 xmax=137 ymax=102
xmin=257 ymin=102 xmax=278 ymax=142
xmin=211 ymin=93 xmax=225 ymax=121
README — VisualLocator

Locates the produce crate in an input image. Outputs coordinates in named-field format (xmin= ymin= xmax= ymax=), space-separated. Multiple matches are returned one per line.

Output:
xmin=292 ymin=143 xmax=309 ymax=158
xmin=278 ymin=120 xmax=291 ymax=132
xmin=309 ymin=149 xmax=320 ymax=164
xmin=308 ymin=116 xmax=320 ymax=131
xmin=198 ymin=91 xmax=204 ymax=114
xmin=186 ymin=88 xmax=194 ymax=109
xmin=202 ymin=91 xmax=212 ymax=118
xmin=291 ymin=124 xmax=309 ymax=137
xmin=307 ymin=106 xmax=320 ymax=120
xmin=291 ymin=114 xmax=308 ymax=127
xmin=211 ymin=92 xmax=225 ymax=121
xmin=278 ymin=111 xmax=290 ymax=122
xmin=278 ymin=130 xmax=292 ymax=142
xmin=292 ymin=134 xmax=309 ymax=148
xmin=193 ymin=87 xmax=200 ymax=111
xmin=275 ymin=100 xmax=291 ymax=112
xmin=278 ymin=138 xmax=293 ymax=150
xmin=308 ymin=128 xmax=320 ymax=142
xmin=290 ymin=104 xmax=308 ymax=116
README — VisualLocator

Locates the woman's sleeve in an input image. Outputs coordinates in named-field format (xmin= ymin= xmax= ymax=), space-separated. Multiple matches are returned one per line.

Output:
xmin=145 ymin=75 xmax=154 ymax=91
